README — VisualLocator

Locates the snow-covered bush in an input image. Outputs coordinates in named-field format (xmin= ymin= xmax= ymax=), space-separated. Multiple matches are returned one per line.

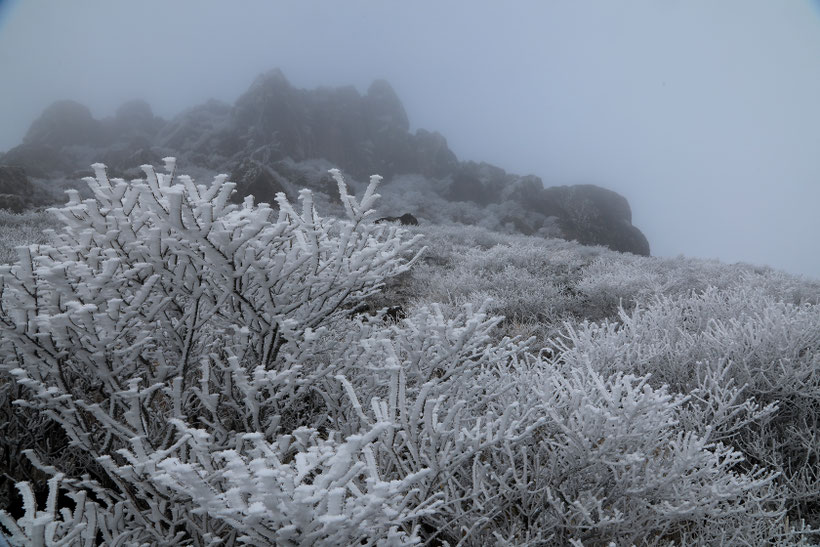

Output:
xmin=529 ymin=364 xmax=786 ymax=545
xmin=395 ymin=231 xmax=601 ymax=344
xmin=0 ymin=159 xmax=428 ymax=544
xmin=0 ymin=159 xmax=815 ymax=544
xmin=555 ymin=285 xmax=820 ymax=532
xmin=576 ymin=253 xmax=820 ymax=317
xmin=0 ymin=474 xmax=109 ymax=547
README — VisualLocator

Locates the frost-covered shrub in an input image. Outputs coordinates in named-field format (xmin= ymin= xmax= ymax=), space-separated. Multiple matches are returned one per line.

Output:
xmin=0 ymin=472 xmax=149 ymax=546
xmin=555 ymin=285 xmax=820 ymax=531
xmin=529 ymin=365 xmax=785 ymax=545
xmin=0 ymin=160 xmax=427 ymax=544
xmin=573 ymin=255 xmax=670 ymax=317
xmin=0 ymin=159 xmax=815 ymax=545
xmin=307 ymin=301 xmax=793 ymax=545
xmin=410 ymin=250 xmax=568 ymax=331
xmin=391 ymin=231 xmax=603 ymax=344
xmin=576 ymin=254 xmax=820 ymax=318
xmin=143 ymin=423 xmax=435 ymax=546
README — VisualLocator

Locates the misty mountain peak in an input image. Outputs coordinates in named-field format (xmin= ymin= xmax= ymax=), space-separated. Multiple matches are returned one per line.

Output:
xmin=1 ymin=69 xmax=650 ymax=255
xmin=366 ymin=79 xmax=409 ymax=132
xmin=250 ymin=67 xmax=291 ymax=90
xmin=115 ymin=99 xmax=154 ymax=125
xmin=23 ymin=99 xmax=101 ymax=148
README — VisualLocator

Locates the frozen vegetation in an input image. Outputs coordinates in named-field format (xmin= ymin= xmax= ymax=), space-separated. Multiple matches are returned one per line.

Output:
xmin=0 ymin=160 xmax=819 ymax=545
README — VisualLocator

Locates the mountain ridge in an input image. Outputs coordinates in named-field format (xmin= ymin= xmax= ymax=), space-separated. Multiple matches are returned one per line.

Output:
xmin=0 ymin=69 xmax=650 ymax=255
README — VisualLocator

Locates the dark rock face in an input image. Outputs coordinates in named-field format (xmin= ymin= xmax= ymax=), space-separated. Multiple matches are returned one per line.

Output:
xmin=229 ymin=159 xmax=288 ymax=206
xmin=0 ymin=165 xmax=34 ymax=212
xmin=447 ymin=162 xmax=510 ymax=206
xmin=100 ymin=142 xmax=163 ymax=179
xmin=540 ymin=185 xmax=650 ymax=256
xmin=365 ymin=80 xmax=410 ymax=133
xmin=9 ymin=69 xmax=651 ymax=255
xmin=156 ymin=100 xmax=234 ymax=164
xmin=233 ymin=69 xmax=311 ymax=162
xmin=412 ymin=130 xmax=459 ymax=178
xmin=225 ymin=70 xmax=448 ymax=181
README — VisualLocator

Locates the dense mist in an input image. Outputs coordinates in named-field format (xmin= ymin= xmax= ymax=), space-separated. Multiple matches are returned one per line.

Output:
xmin=1 ymin=0 xmax=819 ymax=278
xmin=3 ymin=3 xmax=820 ymax=543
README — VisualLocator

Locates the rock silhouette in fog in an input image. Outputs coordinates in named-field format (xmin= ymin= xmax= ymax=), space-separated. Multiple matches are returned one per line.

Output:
xmin=0 ymin=70 xmax=649 ymax=255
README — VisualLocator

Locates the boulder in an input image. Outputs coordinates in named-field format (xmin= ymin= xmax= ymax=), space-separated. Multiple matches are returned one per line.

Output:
xmin=540 ymin=184 xmax=650 ymax=256
xmin=376 ymin=213 xmax=419 ymax=226
xmin=447 ymin=162 xmax=509 ymax=206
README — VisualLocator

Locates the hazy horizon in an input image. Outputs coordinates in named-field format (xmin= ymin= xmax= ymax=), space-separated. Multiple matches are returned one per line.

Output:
xmin=1 ymin=0 xmax=819 ymax=279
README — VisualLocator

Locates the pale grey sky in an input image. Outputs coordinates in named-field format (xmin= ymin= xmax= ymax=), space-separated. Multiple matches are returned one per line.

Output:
xmin=1 ymin=1 xmax=819 ymax=278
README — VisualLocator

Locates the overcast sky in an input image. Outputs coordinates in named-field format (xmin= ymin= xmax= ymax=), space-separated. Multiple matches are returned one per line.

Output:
xmin=1 ymin=1 xmax=819 ymax=278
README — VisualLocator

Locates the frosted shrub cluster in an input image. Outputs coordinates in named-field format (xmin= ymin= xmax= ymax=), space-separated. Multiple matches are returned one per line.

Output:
xmin=0 ymin=160 xmax=425 ymax=544
xmin=0 ymin=160 xmax=814 ymax=545
xmin=392 ymin=223 xmax=819 ymax=347
xmin=556 ymin=286 xmax=820 ymax=531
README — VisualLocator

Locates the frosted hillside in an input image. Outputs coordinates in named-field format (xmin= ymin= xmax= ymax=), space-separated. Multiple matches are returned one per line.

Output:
xmin=0 ymin=161 xmax=819 ymax=545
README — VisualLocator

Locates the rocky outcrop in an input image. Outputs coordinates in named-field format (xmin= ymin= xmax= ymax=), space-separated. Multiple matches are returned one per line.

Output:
xmin=156 ymin=100 xmax=235 ymax=165
xmin=7 ymin=69 xmax=651 ymax=255
xmin=444 ymin=165 xmax=650 ymax=255
xmin=447 ymin=162 xmax=510 ymax=206
xmin=229 ymin=159 xmax=288 ymax=205
xmin=376 ymin=213 xmax=419 ymax=226
xmin=223 ymin=70 xmax=456 ymax=181
xmin=541 ymin=185 xmax=650 ymax=256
